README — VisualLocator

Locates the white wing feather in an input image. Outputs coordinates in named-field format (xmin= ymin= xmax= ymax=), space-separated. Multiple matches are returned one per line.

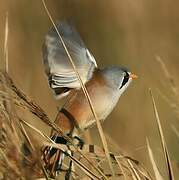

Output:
xmin=43 ymin=21 xmax=97 ymax=97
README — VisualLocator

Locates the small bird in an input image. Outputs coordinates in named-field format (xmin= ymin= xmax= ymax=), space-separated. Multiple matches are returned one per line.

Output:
xmin=43 ymin=21 xmax=137 ymax=136
xmin=42 ymin=21 xmax=137 ymax=177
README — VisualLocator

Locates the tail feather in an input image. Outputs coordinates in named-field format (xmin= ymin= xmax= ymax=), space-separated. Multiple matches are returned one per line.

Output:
xmin=42 ymin=135 xmax=71 ymax=178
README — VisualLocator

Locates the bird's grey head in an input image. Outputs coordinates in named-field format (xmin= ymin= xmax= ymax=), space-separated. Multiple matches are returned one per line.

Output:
xmin=101 ymin=66 xmax=135 ymax=91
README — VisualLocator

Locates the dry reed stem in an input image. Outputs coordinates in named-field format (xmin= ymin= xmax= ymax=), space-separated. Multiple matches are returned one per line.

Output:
xmin=1 ymin=10 xmax=103 ymax=177
xmin=20 ymin=119 xmax=100 ymax=179
xmin=106 ymin=134 xmax=151 ymax=180
xmin=4 ymin=71 xmax=105 ymax=179
xmin=19 ymin=119 xmax=99 ymax=179
xmin=3 ymin=71 xmax=103 ymax=179
xmin=127 ymin=160 xmax=141 ymax=180
xmin=146 ymin=138 xmax=164 ymax=180
xmin=0 ymin=88 xmax=40 ymax=178
xmin=22 ymin=116 xmax=149 ymax=179
xmin=114 ymin=156 xmax=128 ymax=180
xmin=150 ymin=89 xmax=175 ymax=180
xmin=4 ymin=12 xmax=8 ymax=73
xmin=41 ymin=0 xmax=115 ymax=178
xmin=0 ymin=71 xmax=151 ymax=179
xmin=0 ymin=10 xmax=151 ymax=179
xmin=19 ymin=122 xmax=35 ymax=151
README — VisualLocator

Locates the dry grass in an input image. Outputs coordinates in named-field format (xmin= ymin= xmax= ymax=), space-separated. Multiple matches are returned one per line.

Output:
xmin=41 ymin=0 xmax=115 ymax=177
xmin=0 ymin=1 xmax=179 ymax=179
xmin=0 ymin=13 xmax=151 ymax=178
xmin=0 ymin=71 xmax=152 ymax=179
xmin=149 ymin=89 xmax=174 ymax=180
xmin=146 ymin=138 xmax=163 ymax=180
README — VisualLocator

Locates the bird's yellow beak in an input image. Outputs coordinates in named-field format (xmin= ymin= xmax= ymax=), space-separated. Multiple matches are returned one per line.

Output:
xmin=130 ymin=73 xmax=138 ymax=79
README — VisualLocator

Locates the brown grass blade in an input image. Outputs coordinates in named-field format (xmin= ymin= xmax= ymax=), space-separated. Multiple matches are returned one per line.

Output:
xmin=19 ymin=122 xmax=35 ymax=150
xmin=114 ymin=156 xmax=128 ymax=180
xmin=149 ymin=89 xmax=175 ymax=180
xmin=20 ymin=119 xmax=101 ymax=179
xmin=4 ymin=71 xmax=107 ymax=179
xmin=19 ymin=120 xmax=52 ymax=180
xmin=146 ymin=138 xmax=164 ymax=180
xmin=0 ymin=149 xmax=20 ymax=176
xmin=127 ymin=159 xmax=141 ymax=180
xmin=45 ymin=144 xmax=101 ymax=179
xmin=19 ymin=118 xmax=56 ymax=145
xmin=41 ymin=0 xmax=114 ymax=178
xmin=66 ymin=154 xmax=101 ymax=180
xmin=4 ymin=12 xmax=9 ymax=73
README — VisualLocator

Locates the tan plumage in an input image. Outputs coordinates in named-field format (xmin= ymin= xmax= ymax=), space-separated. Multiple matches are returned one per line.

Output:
xmin=52 ymin=68 xmax=133 ymax=136
xmin=42 ymin=21 xmax=137 ymax=177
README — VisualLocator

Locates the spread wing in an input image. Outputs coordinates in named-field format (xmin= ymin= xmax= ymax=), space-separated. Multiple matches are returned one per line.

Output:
xmin=42 ymin=21 xmax=97 ymax=98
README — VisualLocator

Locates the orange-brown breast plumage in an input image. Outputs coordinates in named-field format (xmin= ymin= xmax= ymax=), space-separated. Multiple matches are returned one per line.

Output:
xmin=52 ymin=70 xmax=109 ymax=135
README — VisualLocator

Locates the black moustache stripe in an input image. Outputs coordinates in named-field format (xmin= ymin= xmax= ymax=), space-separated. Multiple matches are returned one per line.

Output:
xmin=120 ymin=71 xmax=129 ymax=89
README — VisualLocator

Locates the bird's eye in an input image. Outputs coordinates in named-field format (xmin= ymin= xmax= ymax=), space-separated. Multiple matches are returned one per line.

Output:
xmin=119 ymin=71 xmax=129 ymax=89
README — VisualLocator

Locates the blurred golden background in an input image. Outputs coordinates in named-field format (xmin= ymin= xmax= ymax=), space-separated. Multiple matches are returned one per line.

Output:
xmin=1 ymin=0 xmax=179 ymax=178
